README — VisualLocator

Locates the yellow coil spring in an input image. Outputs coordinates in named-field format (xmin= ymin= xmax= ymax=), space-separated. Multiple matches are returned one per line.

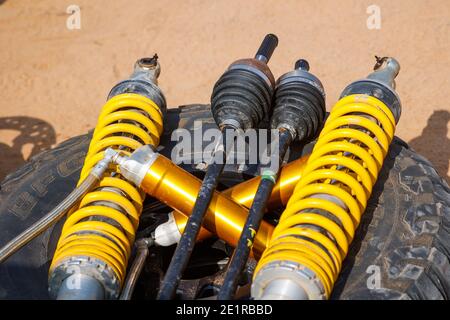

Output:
xmin=254 ymin=94 xmax=396 ymax=298
xmin=50 ymin=93 xmax=164 ymax=285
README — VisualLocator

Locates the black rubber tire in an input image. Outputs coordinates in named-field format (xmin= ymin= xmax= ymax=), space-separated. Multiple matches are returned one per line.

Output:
xmin=332 ymin=138 xmax=450 ymax=300
xmin=0 ymin=105 xmax=449 ymax=300
xmin=0 ymin=134 xmax=90 ymax=299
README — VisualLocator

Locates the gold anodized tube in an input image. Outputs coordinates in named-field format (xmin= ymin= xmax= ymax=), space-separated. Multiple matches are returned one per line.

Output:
xmin=169 ymin=154 xmax=310 ymax=244
xmin=140 ymin=153 xmax=286 ymax=257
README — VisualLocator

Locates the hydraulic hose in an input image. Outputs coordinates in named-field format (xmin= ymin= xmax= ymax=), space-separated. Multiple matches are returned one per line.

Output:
xmin=48 ymin=55 xmax=166 ymax=300
xmin=0 ymin=153 xmax=112 ymax=264
xmin=218 ymin=59 xmax=326 ymax=299
xmin=252 ymin=57 xmax=402 ymax=300
xmin=157 ymin=34 xmax=279 ymax=300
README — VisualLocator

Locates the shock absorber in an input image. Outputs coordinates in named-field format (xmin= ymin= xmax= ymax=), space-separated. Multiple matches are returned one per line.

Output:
xmin=109 ymin=146 xmax=275 ymax=256
xmin=158 ymin=34 xmax=279 ymax=300
xmin=252 ymin=57 xmax=402 ymax=300
xmin=48 ymin=55 xmax=167 ymax=300
xmin=218 ymin=58 xmax=326 ymax=299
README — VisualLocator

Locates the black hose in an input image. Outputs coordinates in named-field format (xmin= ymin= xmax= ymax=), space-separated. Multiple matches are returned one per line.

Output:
xmin=157 ymin=126 xmax=234 ymax=300
xmin=217 ymin=129 xmax=292 ymax=300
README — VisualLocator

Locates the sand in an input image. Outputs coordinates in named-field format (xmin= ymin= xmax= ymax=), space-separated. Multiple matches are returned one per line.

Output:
xmin=0 ymin=0 xmax=449 ymax=183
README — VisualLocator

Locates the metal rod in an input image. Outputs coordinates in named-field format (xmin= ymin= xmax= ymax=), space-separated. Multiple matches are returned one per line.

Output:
xmin=254 ymin=34 xmax=279 ymax=63
xmin=119 ymin=238 xmax=153 ymax=300
xmin=157 ymin=125 xmax=235 ymax=300
xmin=217 ymin=129 xmax=292 ymax=300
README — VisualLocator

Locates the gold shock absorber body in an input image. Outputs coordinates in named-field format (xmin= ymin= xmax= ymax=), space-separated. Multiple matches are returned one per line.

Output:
xmin=254 ymin=94 xmax=396 ymax=299
xmin=170 ymin=154 xmax=310 ymax=242
xmin=50 ymin=93 xmax=164 ymax=295
xmin=137 ymin=153 xmax=274 ymax=256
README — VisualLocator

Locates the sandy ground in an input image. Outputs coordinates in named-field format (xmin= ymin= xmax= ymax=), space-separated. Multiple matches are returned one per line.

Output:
xmin=0 ymin=0 xmax=449 ymax=183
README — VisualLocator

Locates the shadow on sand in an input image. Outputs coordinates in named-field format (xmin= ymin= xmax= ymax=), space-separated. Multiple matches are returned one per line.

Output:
xmin=0 ymin=116 xmax=56 ymax=182
xmin=408 ymin=110 xmax=450 ymax=183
